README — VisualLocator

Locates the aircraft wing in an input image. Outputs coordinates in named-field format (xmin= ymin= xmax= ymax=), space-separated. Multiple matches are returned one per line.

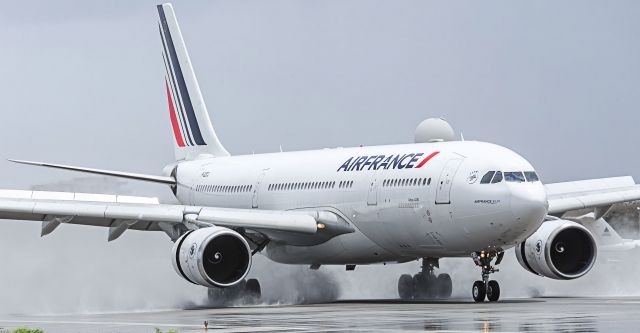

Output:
xmin=563 ymin=212 xmax=640 ymax=252
xmin=546 ymin=176 xmax=640 ymax=216
xmin=0 ymin=189 xmax=352 ymax=244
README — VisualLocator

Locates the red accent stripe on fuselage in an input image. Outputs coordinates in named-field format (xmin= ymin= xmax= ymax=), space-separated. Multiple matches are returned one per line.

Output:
xmin=166 ymin=79 xmax=186 ymax=147
xmin=415 ymin=151 xmax=440 ymax=168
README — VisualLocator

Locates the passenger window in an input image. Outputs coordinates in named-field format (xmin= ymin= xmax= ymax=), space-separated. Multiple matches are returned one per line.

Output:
xmin=427 ymin=178 xmax=431 ymax=185
xmin=524 ymin=171 xmax=539 ymax=182
xmin=504 ymin=172 xmax=525 ymax=182
xmin=492 ymin=171 xmax=503 ymax=183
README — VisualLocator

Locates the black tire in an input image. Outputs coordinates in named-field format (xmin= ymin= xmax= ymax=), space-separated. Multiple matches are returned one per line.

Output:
xmin=413 ymin=273 xmax=436 ymax=299
xmin=487 ymin=280 xmax=500 ymax=302
xmin=208 ymin=282 xmax=243 ymax=306
xmin=398 ymin=274 xmax=414 ymax=300
xmin=245 ymin=278 xmax=261 ymax=300
xmin=436 ymin=273 xmax=452 ymax=299
xmin=472 ymin=281 xmax=486 ymax=303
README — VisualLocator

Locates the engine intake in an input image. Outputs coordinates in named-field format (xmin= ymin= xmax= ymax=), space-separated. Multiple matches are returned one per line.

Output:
xmin=172 ymin=227 xmax=251 ymax=288
xmin=515 ymin=220 xmax=597 ymax=280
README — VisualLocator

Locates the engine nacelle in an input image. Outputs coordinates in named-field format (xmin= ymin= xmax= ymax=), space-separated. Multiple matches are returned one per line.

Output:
xmin=515 ymin=220 xmax=597 ymax=280
xmin=172 ymin=227 xmax=251 ymax=288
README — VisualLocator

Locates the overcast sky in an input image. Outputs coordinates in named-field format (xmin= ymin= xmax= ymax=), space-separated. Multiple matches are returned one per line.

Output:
xmin=0 ymin=0 xmax=639 ymax=313
xmin=1 ymin=0 xmax=639 ymax=187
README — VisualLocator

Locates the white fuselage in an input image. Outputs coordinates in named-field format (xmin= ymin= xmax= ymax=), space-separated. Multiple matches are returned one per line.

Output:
xmin=174 ymin=141 xmax=548 ymax=265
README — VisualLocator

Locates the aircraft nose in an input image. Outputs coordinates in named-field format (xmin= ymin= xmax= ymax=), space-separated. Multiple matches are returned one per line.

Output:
xmin=510 ymin=185 xmax=548 ymax=227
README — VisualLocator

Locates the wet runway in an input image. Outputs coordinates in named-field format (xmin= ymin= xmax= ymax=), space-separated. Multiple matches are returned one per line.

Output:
xmin=0 ymin=297 xmax=638 ymax=332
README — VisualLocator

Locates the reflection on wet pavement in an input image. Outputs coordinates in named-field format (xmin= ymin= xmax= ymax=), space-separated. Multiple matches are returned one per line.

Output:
xmin=0 ymin=297 xmax=639 ymax=332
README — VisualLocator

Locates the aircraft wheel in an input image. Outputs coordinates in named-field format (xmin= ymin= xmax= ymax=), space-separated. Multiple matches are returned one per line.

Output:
xmin=245 ymin=278 xmax=261 ymax=300
xmin=436 ymin=273 xmax=452 ymax=299
xmin=398 ymin=274 xmax=415 ymax=300
xmin=472 ymin=281 xmax=486 ymax=303
xmin=208 ymin=280 xmax=244 ymax=306
xmin=413 ymin=273 xmax=437 ymax=299
xmin=487 ymin=280 xmax=500 ymax=302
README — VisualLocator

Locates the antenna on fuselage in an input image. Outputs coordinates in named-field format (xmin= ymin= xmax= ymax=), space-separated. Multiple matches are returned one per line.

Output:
xmin=461 ymin=132 xmax=465 ymax=141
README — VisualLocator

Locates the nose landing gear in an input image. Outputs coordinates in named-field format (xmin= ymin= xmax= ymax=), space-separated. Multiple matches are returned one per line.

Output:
xmin=471 ymin=251 xmax=503 ymax=302
xmin=398 ymin=258 xmax=452 ymax=300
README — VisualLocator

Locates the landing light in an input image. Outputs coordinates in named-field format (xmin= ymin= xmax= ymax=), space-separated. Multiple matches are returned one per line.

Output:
xmin=317 ymin=223 xmax=326 ymax=229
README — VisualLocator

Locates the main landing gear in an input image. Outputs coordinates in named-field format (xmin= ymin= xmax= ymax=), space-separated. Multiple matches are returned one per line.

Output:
xmin=398 ymin=258 xmax=452 ymax=300
xmin=207 ymin=278 xmax=262 ymax=306
xmin=471 ymin=250 xmax=504 ymax=302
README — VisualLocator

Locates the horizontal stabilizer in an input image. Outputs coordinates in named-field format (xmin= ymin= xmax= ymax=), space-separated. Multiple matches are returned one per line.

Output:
xmin=9 ymin=159 xmax=176 ymax=185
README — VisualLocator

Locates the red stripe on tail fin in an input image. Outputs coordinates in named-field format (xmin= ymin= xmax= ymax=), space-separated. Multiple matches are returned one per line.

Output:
xmin=166 ymin=79 xmax=186 ymax=147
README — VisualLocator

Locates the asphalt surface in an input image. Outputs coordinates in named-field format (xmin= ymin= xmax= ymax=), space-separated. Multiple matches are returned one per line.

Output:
xmin=0 ymin=297 xmax=638 ymax=332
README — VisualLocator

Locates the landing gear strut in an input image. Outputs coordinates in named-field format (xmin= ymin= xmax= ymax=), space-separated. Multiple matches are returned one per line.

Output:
xmin=471 ymin=251 xmax=503 ymax=302
xmin=398 ymin=258 xmax=452 ymax=300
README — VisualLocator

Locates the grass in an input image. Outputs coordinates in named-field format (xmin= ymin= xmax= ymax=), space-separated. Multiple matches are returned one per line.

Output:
xmin=154 ymin=328 xmax=179 ymax=333
xmin=0 ymin=328 xmax=44 ymax=333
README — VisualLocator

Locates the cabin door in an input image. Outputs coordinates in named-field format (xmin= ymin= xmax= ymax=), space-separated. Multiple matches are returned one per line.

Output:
xmin=435 ymin=158 xmax=463 ymax=204
xmin=252 ymin=169 xmax=269 ymax=208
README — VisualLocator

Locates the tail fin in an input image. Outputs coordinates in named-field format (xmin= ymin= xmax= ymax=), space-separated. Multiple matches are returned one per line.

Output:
xmin=157 ymin=3 xmax=229 ymax=160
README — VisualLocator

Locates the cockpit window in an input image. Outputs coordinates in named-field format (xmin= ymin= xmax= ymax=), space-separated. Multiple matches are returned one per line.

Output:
xmin=504 ymin=171 xmax=525 ymax=183
xmin=524 ymin=171 xmax=539 ymax=182
xmin=491 ymin=171 xmax=503 ymax=183
xmin=480 ymin=171 xmax=495 ymax=184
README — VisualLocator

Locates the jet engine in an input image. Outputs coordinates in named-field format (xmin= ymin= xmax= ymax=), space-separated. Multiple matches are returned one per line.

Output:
xmin=172 ymin=227 xmax=251 ymax=288
xmin=515 ymin=220 xmax=597 ymax=280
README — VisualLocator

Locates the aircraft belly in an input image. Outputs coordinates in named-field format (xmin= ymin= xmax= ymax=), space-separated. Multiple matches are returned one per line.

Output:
xmin=343 ymin=203 xmax=452 ymax=258
xmin=264 ymin=228 xmax=398 ymax=264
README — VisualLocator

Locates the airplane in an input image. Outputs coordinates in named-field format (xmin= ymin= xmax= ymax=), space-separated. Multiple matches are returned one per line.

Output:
xmin=2 ymin=3 xmax=640 ymax=303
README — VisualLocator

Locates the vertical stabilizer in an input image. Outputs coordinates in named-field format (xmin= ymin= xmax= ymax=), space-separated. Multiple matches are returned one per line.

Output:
xmin=157 ymin=3 xmax=229 ymax=160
